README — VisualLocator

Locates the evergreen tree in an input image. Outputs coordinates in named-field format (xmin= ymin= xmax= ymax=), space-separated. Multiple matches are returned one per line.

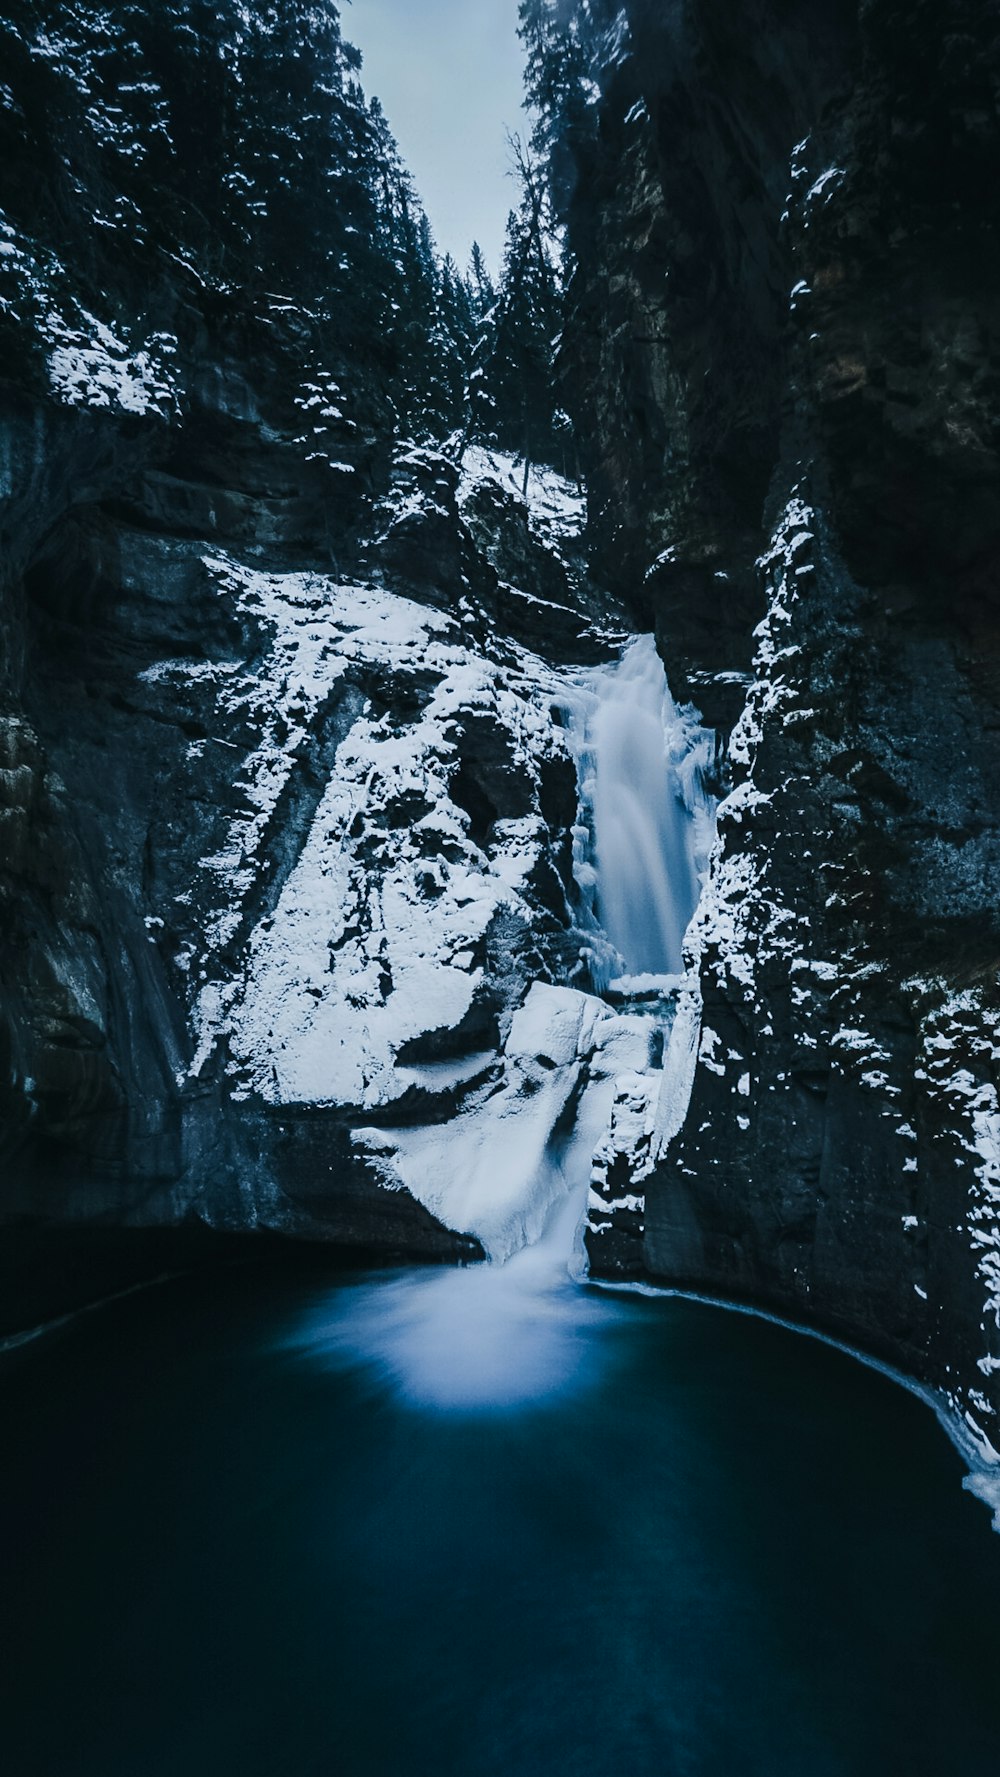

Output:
xmin=0 ymin=1 xmax=580 ymax=475
xmin=468 ymin=243 xmax=496 ymax=313
xmin=480 ymin=139 xmax=570 ymax=477
xmin=370 ymin=147 xmax=469 ymax=443
xmin=517 ymin=0 xmax=599 ymax=217
xmin=462 ymin=242 xmax=500 ymax=450
xmin=433 ymin=255 xmax=476 ymax=439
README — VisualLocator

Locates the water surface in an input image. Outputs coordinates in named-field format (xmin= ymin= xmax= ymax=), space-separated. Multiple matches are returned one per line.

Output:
xmin=1 ymin=1259 xmax=999 ymax=1776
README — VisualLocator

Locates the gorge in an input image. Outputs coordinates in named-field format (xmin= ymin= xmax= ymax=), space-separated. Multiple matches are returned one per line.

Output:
xmin=2 ymin=0 xmax=1000 ymax=1764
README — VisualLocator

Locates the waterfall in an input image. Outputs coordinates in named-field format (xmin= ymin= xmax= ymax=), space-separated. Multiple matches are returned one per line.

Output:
xmin=570 ymin=635 xmax=715 ymax=989
xmin=297 ymin=635 xmax=716 ymax=1409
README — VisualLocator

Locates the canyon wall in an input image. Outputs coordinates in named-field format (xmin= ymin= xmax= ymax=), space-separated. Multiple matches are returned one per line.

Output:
xmin=566 ymin=0 xmax=1000 ymax=1444
xmin=0 ymin=2 xmax=618 ymax=1313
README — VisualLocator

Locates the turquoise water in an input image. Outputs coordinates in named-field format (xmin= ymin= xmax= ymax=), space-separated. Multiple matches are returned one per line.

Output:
xmin=1 ymin=1261 xmax=998 ymax=1776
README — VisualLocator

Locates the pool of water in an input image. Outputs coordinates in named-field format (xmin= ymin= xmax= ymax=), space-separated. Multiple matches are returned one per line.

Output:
xmin=1 ymin=1257 xmax=999 ymax=1776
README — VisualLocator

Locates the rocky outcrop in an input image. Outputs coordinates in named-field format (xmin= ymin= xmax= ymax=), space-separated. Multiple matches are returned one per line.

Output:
xmin=565 ymin=0 xmax=1000 ymax=1445
xmin=0 ymin=3 xmax=624 ymax=1289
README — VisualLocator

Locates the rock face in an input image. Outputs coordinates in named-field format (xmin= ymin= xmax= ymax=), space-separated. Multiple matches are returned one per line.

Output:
xmin=561 ymin=0 xmax=1000 ymax=1444
xmin=0 ymin=2 xmax=625 ymax=1282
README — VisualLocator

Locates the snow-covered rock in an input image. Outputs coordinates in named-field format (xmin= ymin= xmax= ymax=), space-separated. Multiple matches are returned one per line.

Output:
xmin=354 ymin=982 xmax=663 ymax=1262
xmin=157 ymin=556 xmax=580 ymax=1120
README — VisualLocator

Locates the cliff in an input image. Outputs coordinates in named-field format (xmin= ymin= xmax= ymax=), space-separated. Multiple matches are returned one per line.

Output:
xmin=556 ymin=0 xmax=1000 ymax=1447
xmin=0 ymin=1 xmax=625 ymax=1313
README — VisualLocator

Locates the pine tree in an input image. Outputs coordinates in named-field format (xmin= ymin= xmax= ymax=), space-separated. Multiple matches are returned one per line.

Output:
xmin=469 ymin=243 xmax=496 ymax=314
xmin=462 ymin=242 xmax=499 ymax=451
xmin=481 ymin=139 xmax=569 ymax=477
xmin=517 ymin=0 xmax=598 ymax=216
xmin=432 ymin=256 xmax=476 ymax=440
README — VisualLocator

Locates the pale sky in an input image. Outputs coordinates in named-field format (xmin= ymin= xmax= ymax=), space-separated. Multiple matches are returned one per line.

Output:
xmin=343 ymin=0 xmax=528 ymax=275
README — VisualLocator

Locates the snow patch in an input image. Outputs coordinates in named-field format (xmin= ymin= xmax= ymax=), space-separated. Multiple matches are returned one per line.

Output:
xmin=46 ymin=315 xmax=178 ymax=416
xmin=459 ymin=444 xmax=585 ymax=552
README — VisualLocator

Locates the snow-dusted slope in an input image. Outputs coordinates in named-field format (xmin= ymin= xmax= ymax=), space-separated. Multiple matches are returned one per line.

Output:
xmin=158 ymin=559 xmax=566 ymax=1109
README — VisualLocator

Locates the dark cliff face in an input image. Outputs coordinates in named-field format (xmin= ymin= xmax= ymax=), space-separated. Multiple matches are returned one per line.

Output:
xmin=0 ymin=2 xmax=389 ymax=1237
xmin=560 ymin=0 xmax=860 ymax=718
xmin=566 ymin=1 xmax=1000 ymax=1440
xmin=0 ymin=1 xmax=619 ymax=1303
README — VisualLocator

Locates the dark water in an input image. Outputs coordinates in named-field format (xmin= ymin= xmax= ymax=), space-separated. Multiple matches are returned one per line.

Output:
xmin=2 ymin=1258 xmax=999 ymax=1777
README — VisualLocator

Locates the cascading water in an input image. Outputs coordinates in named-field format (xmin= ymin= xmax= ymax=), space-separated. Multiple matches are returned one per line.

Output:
xmin=569 ymin=634 xmax=716 ymax=991
xmin=290 ymin=635 xmax=717 ymax=1410
xmin=292 ymin=1178 xmax=620 ymax=1412
xmin=591 ymin=638 xmax=699 ymax=974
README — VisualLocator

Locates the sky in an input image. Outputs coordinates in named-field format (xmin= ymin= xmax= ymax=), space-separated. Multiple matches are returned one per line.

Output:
xmin=343 ymin=0 xmax=528 ymax=275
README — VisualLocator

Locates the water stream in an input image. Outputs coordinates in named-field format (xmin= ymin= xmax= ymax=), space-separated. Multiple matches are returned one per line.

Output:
xmin=568 ymin=634 xmax=716 ymax=990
